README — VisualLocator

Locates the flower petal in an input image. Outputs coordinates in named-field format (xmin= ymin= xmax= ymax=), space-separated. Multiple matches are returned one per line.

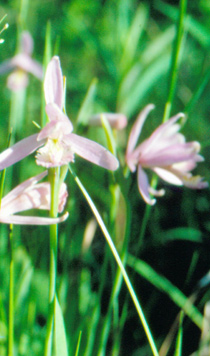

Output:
xmin=21 ymin=31 xmax=34 ymax=55
xmin=11 ymin=54 xmax=43 ymax=79
xmin=44 ymin=56 xmax=63 ymax=108
xmin=2 ymin=171 xmax=48 ymax=208
xmin=65 ymin=133 xmax=119 ymax=170
xmin=153 ymin=167 xmax=183 ymax=186
xmin=44 ymin=103 xmax=73 ymax=130
xmin=126 ymin=104 xmax=155 ymax=156
xmin=7 ymin=70 xmax=29 ymax=91
xmin=0 ymin=134 xmax=45 ymax=170
xmin=0 ymin=60 xmax=15 ymax=75
xmin=137 ymin=165 xmax=156 ymax=205
xmin=0 ymin=211 xmax=69 ymax=225
xmin=140 ymin=142 xmax=201 ymax=167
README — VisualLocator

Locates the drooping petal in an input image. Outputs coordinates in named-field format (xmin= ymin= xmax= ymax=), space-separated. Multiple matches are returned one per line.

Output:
xmin=2 ymin=171 xmax=48 ymax=208
xmin=0 ymin=212 xmax=69 ymax=225
xmin=137 ymin=165 xmax=156 ymax=205
xmin=2 ymin=182 xmax=68 ymax=215
xmin=0 ymin=134 xmax=45 ymax=170
xmin=44 ymin=56 xmax=63 ymax=108
xmin=126 ymin=104 xmax=155 ymax=156
xmin=11 ymin=54 xmax=43 ymax=79
xmin=65 ymin=133 xmax=119 ymax=170
xmin=153 ymin=167 xmax=183 ymax=186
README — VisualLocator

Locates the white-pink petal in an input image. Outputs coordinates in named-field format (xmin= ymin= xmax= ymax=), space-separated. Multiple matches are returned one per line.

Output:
xmin=137 ymin=165 xmax=156 ymax=205
xmin=21 ymin=31 xmax=34 ymax=55
xmin=44 ymin=103 xmax=73 ymax=130
xmin=65 ymin=133 xmax=119 ymax=170
xmin=0 ymin=212 xmax=69 ymax=225
xmin=44 ymin=56 xmax=63 ymax=108
xmin=0 ymin=134 xmax=45 ymax=170
xmin=152 ymin=167 xmax=183 ymax=186
xmin=2 ymin=171 xmax=48 ymax=208
xmin=126 ymin=104 xmax=155 ymax=156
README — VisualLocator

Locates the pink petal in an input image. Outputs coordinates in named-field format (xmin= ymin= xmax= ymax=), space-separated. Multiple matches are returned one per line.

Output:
xmin=2 ymin=171 xmax=48 ymax=208
xmin=44 ymin=103 xmax=73 ymax=130
xmin=0 ymin=212 xmax=69 ymax=225
xmin=65 ymin=133 xmax=119 ymax=170
xmin=7 ymin=70 xmax=29 ymax=91
xmin=0 ymin=134 xmax=45 ymax=170
xmin=126 ymin=104 xmax=155 ymax=156
xmin=3 ymin=182 xmax=68 ymax=215
xmin=21 ymin=31 xmax=34 ymax=55
xmin=153 ymin=167 xmax=183 ymax=186
xmin=44 ymin=56 xmax=63 ymax=108
xmin=140 ymin=142 xmax=200 ymax=167
xmin=182 ymin=175 xmax=209 ymax=189
xmin=11 ymin=54 xmax=43 ymax=79
xmin=0 ymin=60 xmax=15 ymax=75
xmin=137 ymin=165 xmax=156 ymax=205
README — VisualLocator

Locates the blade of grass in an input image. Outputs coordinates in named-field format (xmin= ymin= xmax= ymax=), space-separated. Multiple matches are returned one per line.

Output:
xmin=162 ymin=0 xmax=187 ymax=122
xmin=42 ymin=21 xmax=52 ymax=128
xmin=69 ymin=166 xmax=159 ymax=356
xmin=75 ymin=331 xmax=82 ymax=356
xmin=8 ymin=224 xmax=14 ymax=356
xmin=76 ymin=78 xmax=98 ymax=126
xmin=174 ymin=312 xmax=184 ymax=356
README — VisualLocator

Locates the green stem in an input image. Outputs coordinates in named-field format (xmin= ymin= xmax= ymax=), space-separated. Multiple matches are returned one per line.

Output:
xmin=8 ymin=224 xmax=14 ymax=356
xmin=69 ymin=167 xmax=159 ymax=356
xmin=44 ymin=167 xmax=60 ymax=356
xmin=163 ymin=0 xmax=187 ymax=122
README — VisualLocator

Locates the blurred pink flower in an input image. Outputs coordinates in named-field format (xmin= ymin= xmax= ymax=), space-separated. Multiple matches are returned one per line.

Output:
xmin=0 ymin=56 xmax=119 ymax=171
xmin=0 ymin=171 xmax=68 ymax=225
xmin=126 ymin=104 xmax=208 ymax=205
xmin=0 ymin=31 xmax=43 ymax=91
xmin=89 ymin=113 xmax=127 ymax=130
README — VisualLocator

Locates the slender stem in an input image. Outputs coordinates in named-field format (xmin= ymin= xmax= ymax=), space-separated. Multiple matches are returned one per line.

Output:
xmin=163 ymin=0 xmax=188 ymax=122
xmin=8 ymin=224 xmax=14 ymax=356
xmin=70 ymin=167 xmax=159 ymax=356
xmin=44 ymin=167 xmax=60 ymax=356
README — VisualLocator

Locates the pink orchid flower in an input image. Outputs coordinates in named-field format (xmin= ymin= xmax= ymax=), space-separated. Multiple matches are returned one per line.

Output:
xmin=0 ymin=56 xmax=119 ymax=171
xmin=126 ymin=104 xmax=208 ymax=205
xmin=0 ymin=31 xmax=43 ymax=91
xmin=0 ymin=171 xmax=68 ymax=225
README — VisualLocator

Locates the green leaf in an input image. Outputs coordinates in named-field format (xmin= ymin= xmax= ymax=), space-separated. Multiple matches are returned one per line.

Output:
xmin=127 ymin=254 xmax=203 ymax=329
xmin=76 ymin=78 xmax=98 ymax=126
xmin=54 ymin=295 xmax=68 ymax=356
xmin=174 ymin=312 xmax=184 ymax=356
xmin=42 ymin=21 xmax=52 ymax=128
xmin=158 ymin=227 xmax=203 ymax=243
